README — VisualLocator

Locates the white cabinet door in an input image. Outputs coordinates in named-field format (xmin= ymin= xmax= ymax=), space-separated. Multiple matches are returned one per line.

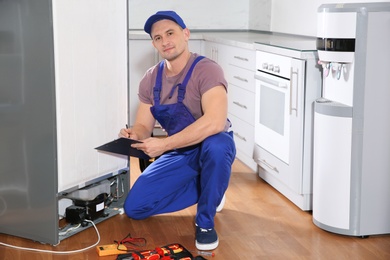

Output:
xmin=202 ymin=40 xmax=216 ymax=61
xmin=189 ymin=40 xmax=202 ymax=55
xmin=228 ymin=85 xmax=255 ymax=125
xmin=201 ymin=41 xmax=229 ymax=70
xmin=128 ymin=40 xmax=158 ymax=126
xmin=203 ymin=40 xmax=256 ymax=170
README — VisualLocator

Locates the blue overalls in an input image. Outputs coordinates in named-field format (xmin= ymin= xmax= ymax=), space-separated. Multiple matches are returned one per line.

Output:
xmin=124 ymin=56 xmax=236 ymax=229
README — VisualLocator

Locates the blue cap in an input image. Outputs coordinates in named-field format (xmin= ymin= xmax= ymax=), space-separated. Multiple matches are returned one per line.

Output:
xmin=144 ymin=11 xmax=186 ymax=35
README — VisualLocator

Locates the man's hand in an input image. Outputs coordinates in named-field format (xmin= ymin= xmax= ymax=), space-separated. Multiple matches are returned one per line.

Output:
xmin=131 ymin=137 xmax=166 ymax=158
xmin=118 ymin=127 xmax=139 ymax=140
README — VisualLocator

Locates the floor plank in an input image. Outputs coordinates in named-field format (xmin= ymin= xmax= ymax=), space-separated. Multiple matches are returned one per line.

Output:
xmin=0 ymin=157 xmax=389 ymax=259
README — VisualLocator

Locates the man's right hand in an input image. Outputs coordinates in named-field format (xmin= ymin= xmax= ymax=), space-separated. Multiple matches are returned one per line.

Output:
xmin=118 ymin=127 xmax=138 ymax=140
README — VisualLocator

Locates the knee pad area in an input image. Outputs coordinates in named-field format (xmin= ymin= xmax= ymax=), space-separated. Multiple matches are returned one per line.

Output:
xmin=201 ymin=132 xmax=236 ymax=161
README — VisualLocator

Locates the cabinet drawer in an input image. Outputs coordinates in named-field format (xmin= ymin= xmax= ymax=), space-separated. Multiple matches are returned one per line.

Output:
xmin=253 ymin=144 xmax=290 ymax=184
xmin=228 ymin=86 xmax=255 ymax=125
xmin=226 ymin=46 xmax=255 ymax=71
xmin=228 ymin=113 xmax=254 ymax=158
xmin=226 ymin=65 xmax=255 ymax=93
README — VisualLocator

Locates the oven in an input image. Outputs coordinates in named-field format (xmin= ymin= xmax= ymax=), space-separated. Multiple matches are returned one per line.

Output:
xmin=253 ymin=49 xmax=321 ymax=210
xmin=254 ymin=51 xmax=294 ymax=164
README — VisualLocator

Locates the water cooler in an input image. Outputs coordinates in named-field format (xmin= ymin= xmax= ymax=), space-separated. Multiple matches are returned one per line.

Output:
xmin=313 ymin=3 xmax=390 ymax=236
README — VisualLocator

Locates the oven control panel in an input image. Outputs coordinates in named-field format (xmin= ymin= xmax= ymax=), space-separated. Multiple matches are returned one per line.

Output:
xmin=256 ymin=51 xmax=292 ymax=79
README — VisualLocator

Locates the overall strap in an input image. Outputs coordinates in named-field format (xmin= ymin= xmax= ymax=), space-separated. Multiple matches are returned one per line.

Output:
xmin=153 ymin=56 xmax=205 ymax=105
xmin=153 ymin=61 xmax=165 ymax=106
xmin=177 ymin=56 xmax=205 ymax=102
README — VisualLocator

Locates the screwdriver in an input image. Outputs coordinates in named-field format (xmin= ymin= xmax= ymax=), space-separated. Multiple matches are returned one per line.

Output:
xmin=195 ymin=251 xmax=215 ymax=257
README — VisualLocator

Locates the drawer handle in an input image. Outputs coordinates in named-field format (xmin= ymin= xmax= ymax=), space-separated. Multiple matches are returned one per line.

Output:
xmin=233 ymin=132 xmax=246 ymax=142
xmin=234 ymin=55 xmax=249 ymax=62
xmin=258 ymin=159 xmax=279 ymax=173
xmin=233 ymin=76 xmax=248 ymax=82
xmin=233 ymin=101 xmax=247 ymax=109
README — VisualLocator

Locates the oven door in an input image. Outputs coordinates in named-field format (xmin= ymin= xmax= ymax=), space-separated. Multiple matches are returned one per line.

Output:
xmin=255 ymin=72 xmax=290 ymax=164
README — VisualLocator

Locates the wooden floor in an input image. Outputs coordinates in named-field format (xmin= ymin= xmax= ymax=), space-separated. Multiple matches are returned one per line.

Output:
xmin=1 ymin=157 xmax=390 ymax=259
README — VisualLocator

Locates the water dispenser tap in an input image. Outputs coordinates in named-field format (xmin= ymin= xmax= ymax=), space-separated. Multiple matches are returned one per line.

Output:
xmin=329 ymin=62 xmax=343 ymax=80
xmin=336 ymin=63 xmax=344 ymax=80
xmin=318 ymin=60 xmax=331 ymax=77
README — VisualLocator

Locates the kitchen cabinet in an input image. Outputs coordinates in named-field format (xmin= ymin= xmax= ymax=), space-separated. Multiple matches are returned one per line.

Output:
xmin=253 ymin=44 xmax=321 ymax=211
xmin=128 ymin=39 xmax=202 ymax=126
xmin=128 ymin=39 xmax=157 ymax=126
xmin=202 ymin=41 xmax=228 ymax=68
xmin=202 ymin=41 xmax=257 ymax=171
xmin=189 ymin=40 xmax=203 ymax=56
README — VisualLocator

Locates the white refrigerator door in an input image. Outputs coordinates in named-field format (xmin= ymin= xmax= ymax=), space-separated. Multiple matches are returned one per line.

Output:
xmin=53 ymin=0 xmax=128 ymax=192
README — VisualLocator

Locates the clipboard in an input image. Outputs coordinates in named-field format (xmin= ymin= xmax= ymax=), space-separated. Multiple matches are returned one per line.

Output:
xmin=95 ymin=138 xmax=150 ymax=159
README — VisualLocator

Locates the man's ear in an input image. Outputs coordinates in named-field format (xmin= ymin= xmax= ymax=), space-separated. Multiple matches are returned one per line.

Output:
xmin=183 ymin=28 xmax=190 ymax=40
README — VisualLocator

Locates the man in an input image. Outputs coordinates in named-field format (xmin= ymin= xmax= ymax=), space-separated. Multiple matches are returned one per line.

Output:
xmin=119 ymin=10 xmax=236 ymax=251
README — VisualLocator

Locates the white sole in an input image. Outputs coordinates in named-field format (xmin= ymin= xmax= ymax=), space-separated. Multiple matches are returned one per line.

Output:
xmin=195 ymin=238 xmax=219 ymax=251
xmin=216 ymin=194 xmax=226 ymax=212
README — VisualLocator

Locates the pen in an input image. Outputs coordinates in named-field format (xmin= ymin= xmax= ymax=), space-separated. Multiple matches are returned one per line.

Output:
xmin=125 ymin=124 xmax=129 ymax=138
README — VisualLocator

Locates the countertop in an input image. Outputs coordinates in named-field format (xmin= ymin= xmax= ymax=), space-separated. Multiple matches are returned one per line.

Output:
xmin=129 ymin=30 xmax=318 ymax=59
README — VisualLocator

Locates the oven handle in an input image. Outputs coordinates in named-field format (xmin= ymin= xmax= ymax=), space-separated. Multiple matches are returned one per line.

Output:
xmin=255 ymin=75 xmax=288 ymax=89
xmin=290 ymin=68 xmax=299 ymax=116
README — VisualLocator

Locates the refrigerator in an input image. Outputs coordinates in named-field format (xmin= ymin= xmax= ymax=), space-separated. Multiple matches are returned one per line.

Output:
xmin=313 ymin=2 xmax=390 ymax=236
xmin=0 ymin=0 xmax=129 ymax=245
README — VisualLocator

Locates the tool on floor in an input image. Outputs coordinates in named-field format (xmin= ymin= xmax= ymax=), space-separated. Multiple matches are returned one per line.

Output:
xmin=97 ymin=243 xmax=129 ymax=257
xmin=114 ymin=243 xmax=208 ymax=260
xmin=96 ymin=233 xmax=147 ymax=256
xmin=193 ymin=251 xmax=215 ymax=257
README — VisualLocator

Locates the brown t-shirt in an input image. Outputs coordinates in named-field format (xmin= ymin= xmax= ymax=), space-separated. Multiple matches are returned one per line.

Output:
xmin=138 ymin=53 xmax=228 ymax=121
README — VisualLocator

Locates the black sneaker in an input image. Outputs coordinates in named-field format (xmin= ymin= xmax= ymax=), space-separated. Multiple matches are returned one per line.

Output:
xmin=195 ymin=225 xmax=219 ymax=250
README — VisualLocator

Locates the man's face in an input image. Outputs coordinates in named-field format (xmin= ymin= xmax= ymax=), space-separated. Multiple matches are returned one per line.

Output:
xmin=150 ymin=19 xmax=190 ymax=61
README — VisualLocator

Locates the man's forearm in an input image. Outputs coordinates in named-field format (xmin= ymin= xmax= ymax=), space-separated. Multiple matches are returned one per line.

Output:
xmin=163 ymin=115 xmax=226 ymax=151
xmin=132 ymin=123 xmax=154 ymax=140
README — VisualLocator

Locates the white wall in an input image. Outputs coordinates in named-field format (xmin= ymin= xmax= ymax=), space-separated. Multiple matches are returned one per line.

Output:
xmin=270 ymin=0 xmax=390 ymax=36
xmin=128 ymin=0 xmax=271 ymax=30
xmin=128 ymin=0 xmax=389 ymax=36
xmin=249 ymin=0 xmax=272 ymax=30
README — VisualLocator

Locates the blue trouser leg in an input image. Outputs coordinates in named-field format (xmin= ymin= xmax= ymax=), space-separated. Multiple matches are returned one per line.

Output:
xmin=124 ymin=148 xmax=201 ymax=219
xmin=123 ymin=132 xmax=236 ymax=228
xmin=196 ymin=131 xmax=236 ymax=228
